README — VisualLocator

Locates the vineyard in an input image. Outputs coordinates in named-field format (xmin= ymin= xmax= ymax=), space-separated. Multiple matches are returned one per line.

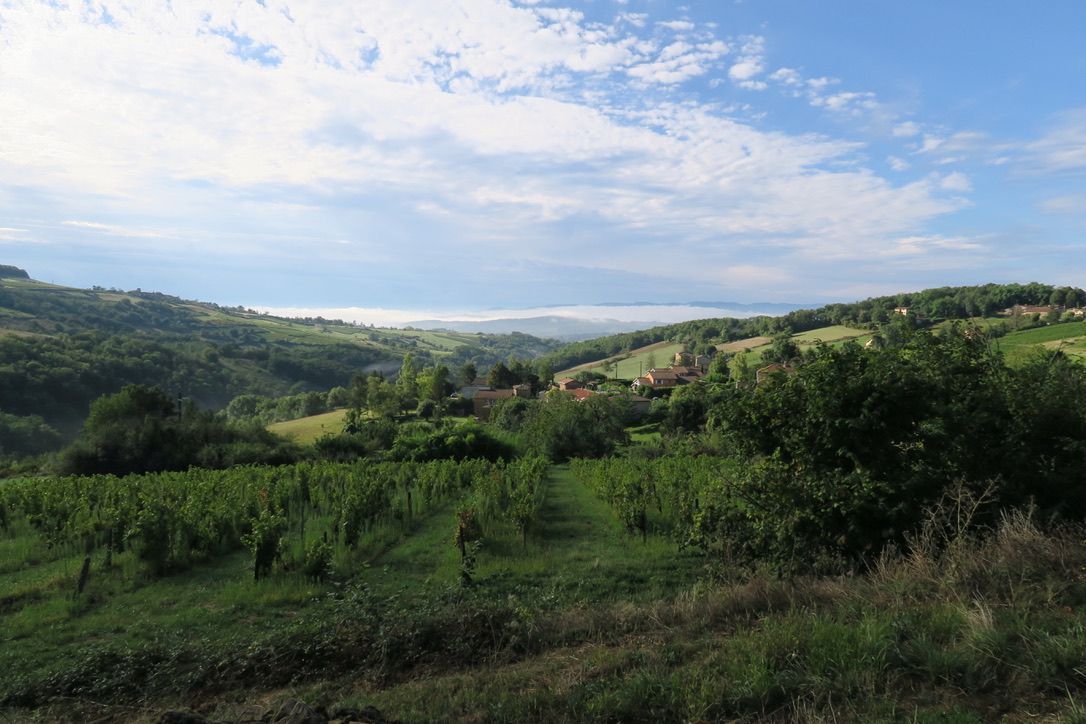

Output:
xmin=0 ymin=460 xmax=708 ymax=716
xmin=6 ymin=454 xmax=1086 ymax=721
xmin=0 ymin=458 xmax=549 ymax=592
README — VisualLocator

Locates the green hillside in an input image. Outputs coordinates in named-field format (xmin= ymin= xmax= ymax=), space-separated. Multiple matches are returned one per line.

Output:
xmin=0 ymin=273 xmax=558 ymax=448
xmin=556 ymin=340 xmax=686 ymax=379
xmin=541 ymin=282 xmax=1086 ymax=374
xmin=997 ymin=320 xmax=1086 ymax=364
xmin=266 ymin=408 xmax=352 ymax=444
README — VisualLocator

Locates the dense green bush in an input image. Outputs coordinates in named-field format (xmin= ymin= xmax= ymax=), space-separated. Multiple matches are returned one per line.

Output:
xmin=699 ymin=326 xmax=1086 ymax=569
xmin=56 ymin=385 xmax=300 ymax=475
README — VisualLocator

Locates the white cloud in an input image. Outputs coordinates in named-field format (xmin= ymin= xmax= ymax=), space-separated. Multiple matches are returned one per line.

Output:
xmin=1041 ymin=194 xmax=1086 ymax=214
xmin=887 ymin=234 xmax=983 ymax=256
xmin=1025 ymin=109 xmax=1086 ymax=174
xmin=0 ymin=0 xmax=968 ymax=283
xmin=61 ymin=220 xmax=172 ymax=239
xmin=253 ymin=302 xmax=768 ymax=328
xmin=893 ymin=121 xmax=921 ymax=137
xmin=728 ymin=35 xmax=765 ymax=87
xmin=656 ymin=20 xmax=695 ymax=32
xmin=769 ymin=67 xmax=801 ymax=86
xmin=766 ymin=65 xmax=877 ymax=115
xmin=939 ymin=172 xmax=972 ymax=192
xmin=887 ymin=156 xmax=910 ymax=172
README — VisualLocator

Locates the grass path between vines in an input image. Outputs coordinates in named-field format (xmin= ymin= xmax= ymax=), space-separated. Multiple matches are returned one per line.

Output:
xmin=367 ymin=464 xmax=701 ymax=603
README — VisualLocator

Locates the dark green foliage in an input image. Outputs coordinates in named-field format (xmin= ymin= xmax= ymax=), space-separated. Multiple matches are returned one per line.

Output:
xmin=302 ymin=536 xmax=333 ymax=582
xmin=0 ymin=265 xmax=29 ymax=279
xmin=443 ymin=332 xmax=559 ymax=370
xmin=243 ymin=508 xmax=286 ymax=581
xmin=486 ymin=362 xmax=516 ymax=389
xmin=759 ymin=332 xmax=801 ymax=364
xmin=0 ymin=412 xmax=62 ymax=457
xmin=506 ymin=394 xmax=628 ymax=462
xmin=662 ymin=382 xmax=730 ymax=434
xmin=487 ymin=397 xmax=535 ymax=432
xmin=57 ymin=385 xmax=299 ymax=475
xmin=389 ymin=422 xmax=516 ymax=462
xmin=702 ymin=327 xmax=1086 ymax=569
xmin=222 ymin=390 xmax=334 ymax=425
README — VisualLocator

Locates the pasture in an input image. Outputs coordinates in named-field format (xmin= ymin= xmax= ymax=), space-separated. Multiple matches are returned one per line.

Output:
xmin=267 ymin=408 xmax=350 ymax=443
xmin=556 ymin=341 xmax=686 ymax=380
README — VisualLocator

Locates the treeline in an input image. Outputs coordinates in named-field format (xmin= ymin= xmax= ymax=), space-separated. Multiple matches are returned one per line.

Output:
xmin=222 ymin=389 xmax=349 ymax=425
xmin=0 ymin=331 xmax=386 ymax=438
xmin=794 ymin=282 xmax=1086 ymax=327
xmin=42 ymin=381 xmax=522 ymax=478
xmin=621 ymin=324 xmax=1086 ymax=572
xmin=543 ymin=283 xmax=1085 ymax=371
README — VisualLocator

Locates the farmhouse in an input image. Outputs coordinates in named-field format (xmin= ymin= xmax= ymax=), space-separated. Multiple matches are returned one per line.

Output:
xmin=556 ymin=377 xmax=584 ymax=391
xmin=621 ymin=393 xmax=652 ymax=417
xmin=459 ymin=377 xmax=492 ymax=400
xmin=473 ymin=389 xmax=515 ymax=421
xmin=673 ymin=351 xmax=712 ymax=369
xmin=756 ymin=363 xmax=795 ymax=385
xmin=630 ymin=365 xmax=704 ymax=391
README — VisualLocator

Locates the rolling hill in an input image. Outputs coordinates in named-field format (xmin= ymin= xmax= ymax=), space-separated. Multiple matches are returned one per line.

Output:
xmin=0 ymin=269 xmax=559 ymax=447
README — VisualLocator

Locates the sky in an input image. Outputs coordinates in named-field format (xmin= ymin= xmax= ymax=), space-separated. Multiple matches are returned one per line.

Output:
xmin=1 ymin=0 xmax=1085 ymax=321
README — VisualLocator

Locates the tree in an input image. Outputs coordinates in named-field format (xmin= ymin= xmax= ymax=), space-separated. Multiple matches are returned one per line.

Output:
xmin=535 ymin=359 xmax=554 ymax=387
xmin=422 ymin=365 xmax=452 ymax=403
xmin=520 ymin=393 xmax=628 ymax=461
xmin=487 ymin=362 xmax=516 ymax=389
xmin=367 ymin=377 xmax=401 ymax=419
xmin=348 ymin=373 xmax=372 ymax=410
xmin=459 ymin=362 xmax=478 ymax=387
xmin=397 ymin=354 xmax=419 ymax=398
xmin=760 ymin=333 xmax=800 ymax=365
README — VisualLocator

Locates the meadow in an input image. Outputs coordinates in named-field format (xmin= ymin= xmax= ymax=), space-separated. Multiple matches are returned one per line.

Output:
xmin=555 ymin=341 xmax=686 ymax=379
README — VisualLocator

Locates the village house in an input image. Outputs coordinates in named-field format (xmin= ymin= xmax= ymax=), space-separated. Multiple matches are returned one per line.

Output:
xmin=472 ymin=389 xmax=515 ymax=421
xmin=630 ymin=365 xmax=704 ymax=391
xmin=621 ymin=393 xmax=652 ymax=418
xmin=894 ymin=307 xmax=910 ymax=316
xmin=459 ymin=377 xmax=492 ymax=400
xmin=555 ymin=377 xmax=584 ymax=391
xmin=755 ymin=363 xmax=795 ymax=385
xmin=673 ymin=351 xmax=713 ymax=369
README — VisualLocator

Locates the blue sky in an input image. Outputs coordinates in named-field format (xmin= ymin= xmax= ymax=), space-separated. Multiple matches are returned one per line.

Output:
xmin=1 ymin=0 xmax=1084 ymax=321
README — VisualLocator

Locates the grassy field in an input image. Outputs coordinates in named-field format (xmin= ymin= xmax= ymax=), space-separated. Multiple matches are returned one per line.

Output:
xmin=997 ymin=320 xmax=1086 ymax=364
xmin=4 ymin=464 xmax=1086 ymax=722
xmin=717 ymin=335 xmax=771 ymax=353
xmin=556 ymin=341 xmax=687 ymax=379
xmin=267 ymin=409 xmax=350 ymax=443
xmin=560 ymin=327 xmax=875 ymax=382
xmin=789 ymin=325 xmax=869 ymax=344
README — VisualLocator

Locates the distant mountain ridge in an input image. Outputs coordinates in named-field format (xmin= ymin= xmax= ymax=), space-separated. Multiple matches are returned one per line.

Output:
xmin=409 ymin=301 xmax=806 ymax=339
